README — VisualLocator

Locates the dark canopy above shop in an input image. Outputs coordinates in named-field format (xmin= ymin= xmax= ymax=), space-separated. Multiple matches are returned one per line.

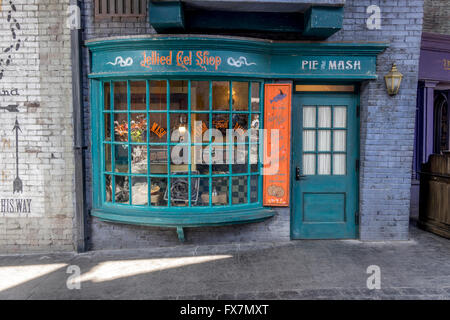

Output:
xmin=148 ymin=0 xmax=345 ymax=39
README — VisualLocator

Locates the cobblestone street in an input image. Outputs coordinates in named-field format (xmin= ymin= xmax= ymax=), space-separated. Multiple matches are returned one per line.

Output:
xmin=0 ymin=225 xmax=449 ymax=300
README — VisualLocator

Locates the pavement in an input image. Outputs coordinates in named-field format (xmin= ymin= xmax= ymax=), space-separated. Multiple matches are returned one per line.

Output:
xmin=0 ymin=224 xmax=450 ymax=300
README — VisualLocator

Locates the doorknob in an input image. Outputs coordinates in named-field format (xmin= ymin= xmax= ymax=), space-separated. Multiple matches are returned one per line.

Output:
xmin=296 ymin=166 xmax=306 ymax=180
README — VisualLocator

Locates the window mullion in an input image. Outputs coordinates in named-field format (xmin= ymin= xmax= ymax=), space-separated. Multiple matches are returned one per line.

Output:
xmin=127 ymin=80 xmax=132 ymax=205
xmin=111 ymin=81 xmax=116 ymax=204
xmin=166 ymin=80 xmax=171 ymax=206
xmin=208 ymin=81 xmax=213 ymax=206
xmin=187 ymin=80 xmax=192 ymax=207
xmin=228 ymin=81 xmax=233 ymax=205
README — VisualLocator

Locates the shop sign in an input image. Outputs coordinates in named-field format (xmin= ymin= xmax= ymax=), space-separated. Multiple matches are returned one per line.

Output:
xmin=263 ymin=83 xmax=291 ymax=207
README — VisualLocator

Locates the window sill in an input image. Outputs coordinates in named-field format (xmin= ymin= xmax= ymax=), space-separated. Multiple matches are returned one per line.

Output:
xmin=91 ymin=206 xmax=275 ymax=241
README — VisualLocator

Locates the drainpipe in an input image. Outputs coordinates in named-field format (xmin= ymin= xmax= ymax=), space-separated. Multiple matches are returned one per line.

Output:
xmin=70 ymin=0 xmax=87 ymax=252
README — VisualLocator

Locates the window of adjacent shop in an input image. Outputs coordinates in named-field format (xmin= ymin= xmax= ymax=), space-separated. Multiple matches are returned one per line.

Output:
xmin=101 ymin=79 xmax=263 ymax=209
xmin=94 ymin=0 xmax=147 ymax=20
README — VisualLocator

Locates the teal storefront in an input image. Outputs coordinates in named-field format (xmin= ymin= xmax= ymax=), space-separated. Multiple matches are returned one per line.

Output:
xmin=86 ymin=35 xmax=386 ymax=241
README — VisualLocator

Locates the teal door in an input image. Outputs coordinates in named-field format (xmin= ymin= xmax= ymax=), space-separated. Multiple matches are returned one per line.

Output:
xmin=291 ymin=93 xmax=359 ymax=239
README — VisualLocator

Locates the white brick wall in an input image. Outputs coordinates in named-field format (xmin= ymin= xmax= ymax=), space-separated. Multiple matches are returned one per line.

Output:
xmin=0 ymin=0 xmax=75 ymax=253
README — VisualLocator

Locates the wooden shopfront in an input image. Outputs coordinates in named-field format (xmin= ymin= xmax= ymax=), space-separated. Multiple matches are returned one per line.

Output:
xmin=86 ymin=35 xmax=386 ymax=240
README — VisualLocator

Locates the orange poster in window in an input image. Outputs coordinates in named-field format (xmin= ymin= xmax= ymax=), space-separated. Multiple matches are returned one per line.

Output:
xmin=263 ymin=84 xmax=292 ymax=206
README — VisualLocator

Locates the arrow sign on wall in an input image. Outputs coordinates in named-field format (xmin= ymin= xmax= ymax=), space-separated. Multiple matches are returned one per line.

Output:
xmin=12 ymin=117 xmax=22 ymax=193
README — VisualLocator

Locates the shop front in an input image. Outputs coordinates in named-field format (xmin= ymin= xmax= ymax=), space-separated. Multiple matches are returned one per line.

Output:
xmin=86 ymin=35 xmax=387 ymax=241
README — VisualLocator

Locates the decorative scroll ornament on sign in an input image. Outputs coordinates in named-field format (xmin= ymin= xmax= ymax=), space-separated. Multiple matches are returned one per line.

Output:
xmin=107 ymin=56 xmax=133 ymax=67
xmin=227 ymin=56 xmax=256 ymax=68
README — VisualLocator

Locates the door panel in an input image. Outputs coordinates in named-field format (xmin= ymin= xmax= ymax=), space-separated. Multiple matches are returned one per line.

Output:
xmin=291 ymin=93 xmax=359 ymax=239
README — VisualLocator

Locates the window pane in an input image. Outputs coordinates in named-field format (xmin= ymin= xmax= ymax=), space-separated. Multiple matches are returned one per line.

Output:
xmin=232 ymin=144 xmax=248 ymax=173
xmin=333 ymin=154 xmax=346 ymax=175
xmin=131 ymin=145 xmax=147 ymax=174
xmin=192 ymin=146 xmax=210 ymax=175
xmin=197 ymin=177 xmax=211 ymax=206
xmin=104 ymin=113 xmax=111 ymax=141
xmin=115 ymin=175 xmax=129 ymax=204
xmin=250 ymin=175 xmax=259 ymax=202
xmin=150 ymin=177 xmax=167 ymax=206
xmin=105 ymin=174 xmax=112 ymax=202
xmin=318 ymin=130 xmax=331 ymax=151
xmin=212 ymin=113 xmax=229 ymax=137
xmin=114 ymin=81 xmax=127 ymax=110
xmin=114 ymin=113 xmax=128 ymax=142
xmin=213 ymin=81 xmax=229 ymax=110
xmin=212 ymin=145 xmax=229 ymax=174
xmin=131 ymin=176 xmax=148 ymax=205
xmin=191 ymin=113 xmax=209 ymax=143
xmin=250 ymin=143 xmax=259 ymax=173
xmin=149 ymin=80 xmax=167 ymax=110
xmin=303 ymin=154 xmax=315 ymax=175
xmin=232 ymin=176 xmax=248 ymax=204
xmin=130 ymin=81 xmax=146 ymax=110
xmin=130 ymin=113 xmax=147 ymax=143
xmin=104 ymin=82 xmax=111 ymax=110
xmin=104 ymin=144 xmax=112 ymax=172
xmin=232 ymin=81 xmax=249 ymax=111
xmin=149 ymin=146 xmax=168 ymax=174
xmin=318 ymin=154 xmax=331 ymax=175
xmin=334 ymin=106 xmax=347 ymax=128
xmin=232 ymin=114 xmax=248 ymax=141
xmin=333 ymin=130 xmax=346 ymax=152
xmin=170 ymin=145 xmax=189 ymax=173
xmin=318 ymin=106 xmax=331 ymax=128
xmin=114 ymin=145 xmax=129 ymax=173
xmin=303 ymin=130 xmax=315 ymax=152
xmin=149 ymin=113 xmax=167 ymax=143
xmin=303 ymin=106 xmax=316 ymax=127
xmin=166 ymin=175 xmax=192 ymax=205
xmin=191 ymin=81 xmax=209 ymax=111
xmin=170 ymin=80 xmax=188 ymax=110
xmin=212 ymin=177 xmax=229 ymax=206
xmin=251 ymin=82 xmax=260 ymax=111
xmin=170 ymin=113 xmax=188 ymax=143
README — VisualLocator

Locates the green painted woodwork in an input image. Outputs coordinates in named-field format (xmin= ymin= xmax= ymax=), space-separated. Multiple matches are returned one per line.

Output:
xmin=148 ymin=1 xmax=185 ymax=32
xmin=291 ymin=93 xmax=359 ymax=239
xmin=86 ymin=36 xmax=387 ymax=80
xmin=86 ymin=35 xmax=383 ymax=236
xmin=303 ymin=6 xmax=344 ymax=38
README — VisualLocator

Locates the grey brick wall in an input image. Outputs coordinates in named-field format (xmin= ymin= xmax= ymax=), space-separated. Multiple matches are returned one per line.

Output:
xmin=83 ymin=0 xmax=424 ymax=249
xmin=423 ymin=0 xmax=450 ymax=34
xmin=0 ymin=0 xmax=75 ymax=253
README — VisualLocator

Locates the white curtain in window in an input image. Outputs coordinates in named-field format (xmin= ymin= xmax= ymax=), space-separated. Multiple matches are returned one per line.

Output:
xmin=303 ymin=107 xmax=316 ymax=127
xmin=318 ymin=106 xmax=331 ymax=128
xmin=333 ymin=154 xmax=346 ymax=175
xmin=318 ymin=130 xmax=331 ymax=151
xmin=303 ymin=130 xmax=316 ymax=152
xmin=303 ymin=154 xmax=315 ymax=175
xmin=333 ymin=106 xmax=347 ymax=128
xmin=333 ymin=130 xmax=346 ymax=152
xmin=318 ymin=154 xmax=331 ymax=175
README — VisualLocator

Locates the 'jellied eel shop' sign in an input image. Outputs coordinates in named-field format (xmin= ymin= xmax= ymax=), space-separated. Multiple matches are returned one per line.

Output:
xmin=90 ymin=48 xmax=377 ymax=79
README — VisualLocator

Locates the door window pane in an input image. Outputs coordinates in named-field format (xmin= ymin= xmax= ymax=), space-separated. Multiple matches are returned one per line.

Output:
xmin=333 ymin=106 xmax=347 ymax=128
xmin=303 ymin=106 xmax=316 ymax=128
xmin=333 ymin=154 xmax=346 ymax=175
xmin=318 ymin=106 xmax=331 ymax=128
xmin=318 ymin=154 xmax=331 ymax=175
xmin=114 ymin=82 xmax=127 ymax=110
xmin=318 ymin=130 xmax=331 ymax=151
xmin=149 ymin=80 xmax=167 ymax=110
xmin=303 ymin=154 xmax=316 ymax=175
xmin=170 ymin=80 xmax=188 ymax=110
xmin=333 ymin=130 xmax=346 ymax=152
xmin=303 ymin=130 xmax=316 ymax=152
